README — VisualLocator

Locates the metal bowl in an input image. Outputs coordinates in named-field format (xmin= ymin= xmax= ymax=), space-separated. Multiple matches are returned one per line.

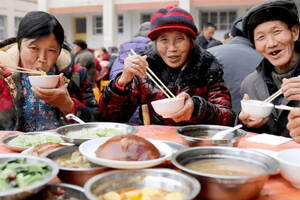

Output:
xmin=27 ymin=183 xmax=88 ymax=200
xmin=43 ymin=145 xmax=108 ymax=186
xmin=0 ymin=154 xmax=59 ymax=200
xmin=171 ymin=146 xmax=279 ymax=200
xmin=84 ymin=168 xmax=200 ymax=200
xmin=2 ymin=132 xmax=62 ymax=152
xmin=175 ymin=124 xmax=247 ymax=147
xmin=55 ymin=122 xmax=138 ymax=145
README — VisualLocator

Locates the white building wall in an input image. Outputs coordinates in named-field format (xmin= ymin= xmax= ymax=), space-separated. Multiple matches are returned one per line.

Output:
xmin=0 ymin=0 xmax=37 ymax=39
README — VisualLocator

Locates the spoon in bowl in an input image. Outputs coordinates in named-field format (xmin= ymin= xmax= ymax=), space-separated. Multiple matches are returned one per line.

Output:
xmin=65 ymin=113 xmax=85 ymax=124
xmin=211 ymin=124 xmax=243 ymax=140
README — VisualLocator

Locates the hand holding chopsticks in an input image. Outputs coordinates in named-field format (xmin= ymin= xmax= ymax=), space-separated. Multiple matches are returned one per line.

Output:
xmin=263 ymin=89 xmax=282 ymax=103
xmin=129 ymin=49 xmax=176 ymax=98
xmin=0 ymin=64 xmax=45 ymax=75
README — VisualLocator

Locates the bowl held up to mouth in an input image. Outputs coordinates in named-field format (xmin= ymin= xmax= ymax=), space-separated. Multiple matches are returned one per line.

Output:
xmin=29 ymin=75 xmax=59 ymax=89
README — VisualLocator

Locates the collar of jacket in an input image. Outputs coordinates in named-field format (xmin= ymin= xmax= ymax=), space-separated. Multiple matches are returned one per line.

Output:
xmin=0 ymin=38 xmax=72 ymax=72
xmin=144 ymin=42 xmax=224 ymax=87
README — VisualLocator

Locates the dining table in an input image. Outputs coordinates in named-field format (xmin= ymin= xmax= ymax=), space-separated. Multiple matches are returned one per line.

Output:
xmin=1 ymin=125 xmax=300 ymax=200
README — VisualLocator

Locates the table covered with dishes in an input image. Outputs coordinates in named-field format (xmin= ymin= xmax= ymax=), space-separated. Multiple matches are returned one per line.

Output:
xmin=0 ymin=124 xmax=300 ymax=200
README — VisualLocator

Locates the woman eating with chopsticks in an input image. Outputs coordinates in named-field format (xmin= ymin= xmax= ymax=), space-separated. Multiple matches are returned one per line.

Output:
xmin=99 ymin=6 xmax=234 ymax=125
xmin=238 ymin=0 xmax=300 ymax=137
xmin=0 ymin=11 xmax=99 ymax=131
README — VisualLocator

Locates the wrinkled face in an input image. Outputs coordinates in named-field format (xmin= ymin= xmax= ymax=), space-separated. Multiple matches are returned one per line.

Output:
xmin=203 ymin=26 xmax=216 ymax=40
xmin=20 ymin=34 xmax=61 ymax=74
xmin=254 ymin=20 xmax=299 ymax=72
xmin=156 ymin=31 xmax=192 ymax=68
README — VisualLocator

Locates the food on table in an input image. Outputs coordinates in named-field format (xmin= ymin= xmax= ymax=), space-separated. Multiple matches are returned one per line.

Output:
xmin=8 ymin=134 xmax=63 ymax=148
xmin=54 ymin=150 xmax=92 ymax=168
xmin=66 ymin=127 xmax=126 ymax=139
xmin=26 ymin=142 xmax=64 ymax=156
xmin=95 ymin=135 xmax=160 ymax=161
xmin=185 ymin=159 xmax=266 ymax=176
xmin=28 ymin=185 xmax=80 ymax=200
xmin=99 ymin=187 xmax=184 ymax=200
xmin=0 ymin=158 xmax=51 ymax=190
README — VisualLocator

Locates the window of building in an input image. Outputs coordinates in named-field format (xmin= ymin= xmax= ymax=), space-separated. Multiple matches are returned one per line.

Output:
xmin=93 ymin=16 xmax=103 ymax=34
xmin=118 ymin=15 xmax=123 ymax=33
xmin=200 ymin=11 xmax=237 ymax=31
xmin=0 ymin=15 xmax=6 ymax=40
xmin=15 ymin=17 xmax=22 ymax=36
xmin=141 ymin=13 xmax=151 ymax=23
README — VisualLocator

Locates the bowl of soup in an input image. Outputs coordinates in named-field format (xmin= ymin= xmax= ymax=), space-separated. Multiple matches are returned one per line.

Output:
xmin=175 ymin=125 xmax=247 ymax=147
xmin=171 ymin=146 xmax=279 ymax=200
xmin=241 ymin=100 xmax=273 ymax=118
xmin=43 ymin=145 xmax=107 ymax=186
xmin=84 ymin=168 xmax=200 ymax=200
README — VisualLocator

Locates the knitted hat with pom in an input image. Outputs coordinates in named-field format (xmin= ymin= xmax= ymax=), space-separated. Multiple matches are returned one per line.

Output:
xmin=148 ymin=6 xmax=198 ymax=41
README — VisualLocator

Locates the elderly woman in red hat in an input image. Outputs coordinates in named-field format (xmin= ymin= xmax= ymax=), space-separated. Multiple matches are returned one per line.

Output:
xmin=98 ymin=6 xmax=234 ymax=125
xmin=239 ymin=0 xmax=300 ymax=138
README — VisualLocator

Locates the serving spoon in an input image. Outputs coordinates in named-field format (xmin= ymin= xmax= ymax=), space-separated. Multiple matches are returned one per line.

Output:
xmin=211 ymin=124 xmax=243 ymax=140
xmin=65 ymin=113 xmax=85 ymax=124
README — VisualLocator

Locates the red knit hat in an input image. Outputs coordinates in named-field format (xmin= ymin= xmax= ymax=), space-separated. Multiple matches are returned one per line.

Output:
xmin=148 ymin=6 xmax=198 ymax=41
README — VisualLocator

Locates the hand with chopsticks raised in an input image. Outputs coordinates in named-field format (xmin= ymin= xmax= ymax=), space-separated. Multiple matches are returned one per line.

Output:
xmin=239 ymin=94 xmax=269 ymax=128
xmin=117 ymin=54 xmax=148 ymax=87
xmin=31 ymin=73 xmax=74 ymax=115
xmin=281 ymin=75 xmax=300 ymax=101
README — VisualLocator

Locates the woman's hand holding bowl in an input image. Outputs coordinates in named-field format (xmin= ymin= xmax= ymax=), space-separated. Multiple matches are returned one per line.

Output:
xmin=169 ymin=92 xmax=194 ymax=122
xmin=117 ymin=54 xmax=148 ymax=87
xmin=239 ymin=94 xmax=269 ymax=128
xmin=31 ymin=73 xmax=74 ymax=115
xmin=287 ymin=108 xmax=300 ymax=143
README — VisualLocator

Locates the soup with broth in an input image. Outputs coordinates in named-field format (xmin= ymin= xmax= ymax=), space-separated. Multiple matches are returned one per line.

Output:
xmin=185 ymin=159 xmax=266 ymax=176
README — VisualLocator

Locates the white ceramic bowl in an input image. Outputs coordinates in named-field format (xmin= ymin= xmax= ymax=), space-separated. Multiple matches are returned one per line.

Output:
xmin=29 ymin=75 xmax=59 ymax=89
xmin=151 ymin=97 xmax=184 ymax=118
xmin=277 ymin=148 xmax=300 ymax=188
xmin=241 ymin=99 xmax=273 ymax=118
xmin=79 ymin=137 xmax=173 ymax=169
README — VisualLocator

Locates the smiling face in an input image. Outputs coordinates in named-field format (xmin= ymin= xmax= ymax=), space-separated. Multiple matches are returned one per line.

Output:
xmin=254 ymin=20 xmax=300 ymax=72
xmin=19 ymin=34 xmax=61 ymax=74
xmin=156 ymin=31 xmax=192 ymax=68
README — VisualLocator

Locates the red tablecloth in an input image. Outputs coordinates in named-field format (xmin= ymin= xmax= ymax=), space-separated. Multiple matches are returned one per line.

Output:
xmin=1 ymin=125 xmax=300 ymax=199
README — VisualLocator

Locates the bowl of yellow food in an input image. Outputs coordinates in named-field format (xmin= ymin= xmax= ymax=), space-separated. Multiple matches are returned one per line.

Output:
xmin=84 ymin=168 xmax=200 ymax=200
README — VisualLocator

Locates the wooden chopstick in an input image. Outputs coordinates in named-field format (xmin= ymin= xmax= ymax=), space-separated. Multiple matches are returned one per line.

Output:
xmin=3 ymin=65 xmax=45 ymax=75
xmin=130 ymin=49 xmax=176 ymax=98
xmin=263 ymin=89 xmax=282 ymax=103
xmin=274 ymin=105 xmax=295 ymax=111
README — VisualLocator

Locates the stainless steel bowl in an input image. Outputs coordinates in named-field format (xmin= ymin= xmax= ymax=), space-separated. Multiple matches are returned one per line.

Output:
xmin=43 ymin=145 xmax=108 ymax=186
xmin=84 ymin=168 xmax=200 ymax=200
xmin=55 ymin=122 xmax=138 ymax=145
xmin=2 ymin=132 xmax=61 ymax=152
xmin=0 ymin=154 xmax=59 ymax=200
xmin=28 ymin=183 xmax=88 ymax=200
xmin=176 ymin=124 xmax=247 ymax=147
xmin=171 ymin=146 xmax=279 ymax=200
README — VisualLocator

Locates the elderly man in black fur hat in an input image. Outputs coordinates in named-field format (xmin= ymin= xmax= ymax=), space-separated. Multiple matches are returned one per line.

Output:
xmin=239 ymin=0 xmax=300 ymax=138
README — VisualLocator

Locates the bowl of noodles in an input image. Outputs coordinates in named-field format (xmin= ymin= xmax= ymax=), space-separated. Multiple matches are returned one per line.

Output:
xmin=55 ymin=122 xmax=138 ymax=145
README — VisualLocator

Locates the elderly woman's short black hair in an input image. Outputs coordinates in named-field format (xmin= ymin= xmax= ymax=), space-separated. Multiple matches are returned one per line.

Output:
xmin=73 ymin=39 xmax=87 ymax=50
xmin=17 ymin=11 xmax=64 ymax=48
